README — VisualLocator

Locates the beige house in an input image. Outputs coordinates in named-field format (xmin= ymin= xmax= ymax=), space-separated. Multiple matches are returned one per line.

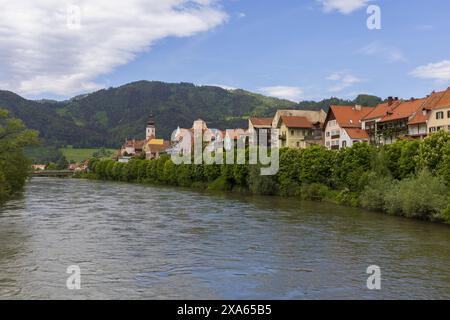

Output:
xmin=426 ymin=87 xmax=450 ymax=133
xmin=272 ymin=109 xmax=326 ymax=129
xmin=272 ymin=109 xmax=326 ymax=148
xmin=407 ymin=87 xmax=450 ymax=137
xmin=275 ymin=115 xmax=323 ymax=148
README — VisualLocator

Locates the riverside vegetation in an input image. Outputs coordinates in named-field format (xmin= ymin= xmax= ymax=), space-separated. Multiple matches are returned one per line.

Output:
xmin=88 ymin=131 xmax=450 ymax=224
xmin=0 ymin=109 xmax=38 ymax=203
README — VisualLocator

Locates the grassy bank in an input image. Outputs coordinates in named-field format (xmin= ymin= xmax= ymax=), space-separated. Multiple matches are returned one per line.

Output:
xmin=86 ymin=131 xmax=450 ymax=224
xmin=60 ymin=147 xmax=116 ymax=162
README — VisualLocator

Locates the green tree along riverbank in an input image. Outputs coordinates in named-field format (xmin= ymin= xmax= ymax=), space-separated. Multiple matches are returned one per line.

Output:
xmin=0 ymin=109 xmax=38 ymax=203
xmin=87 ymin=131 xmax=450 ymax=224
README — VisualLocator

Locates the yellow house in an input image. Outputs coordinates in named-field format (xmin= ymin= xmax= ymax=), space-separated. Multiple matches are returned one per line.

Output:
xmin=275 ymin=116 xmax=322 ymax=148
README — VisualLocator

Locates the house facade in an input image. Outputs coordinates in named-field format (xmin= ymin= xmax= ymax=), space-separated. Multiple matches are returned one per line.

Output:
xmin=272 ymin=109 xmax=326 ymax=148
xmin=275 ymin=116 xmax=322 ymax=148
xmin=324 ymin=105 xmax=373 ymax=150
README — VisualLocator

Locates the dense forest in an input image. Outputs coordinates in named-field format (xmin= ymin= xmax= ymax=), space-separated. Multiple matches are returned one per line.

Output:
xmin=0 ymin=81 xmax=382 ymax=150
xmin=0 ymin=109 xmax=38 ymax=203
xmin=88 ymin=131 xmax=450 ymax=224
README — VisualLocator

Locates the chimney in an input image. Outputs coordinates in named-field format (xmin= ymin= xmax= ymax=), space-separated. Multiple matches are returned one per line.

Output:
xmin=354 ymin=104 xmax=362 ymax=111
xmin=388 ymin=96 xmax=394 ymax=106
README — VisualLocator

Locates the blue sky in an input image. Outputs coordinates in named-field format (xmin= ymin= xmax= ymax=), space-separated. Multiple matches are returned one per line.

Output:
xmin=1 ymin=0 xmax=450 ymax=101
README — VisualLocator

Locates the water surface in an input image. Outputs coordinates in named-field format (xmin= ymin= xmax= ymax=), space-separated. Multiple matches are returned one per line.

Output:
xmin=0 ymin=178 xmax=449 ymax=299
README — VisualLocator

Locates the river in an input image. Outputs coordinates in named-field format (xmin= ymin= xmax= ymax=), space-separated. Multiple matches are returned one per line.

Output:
xmin=0 ymin=178 xmax=449 ymax=299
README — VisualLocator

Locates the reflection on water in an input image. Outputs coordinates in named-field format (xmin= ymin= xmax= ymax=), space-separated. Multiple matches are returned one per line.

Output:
xmin=0 ymin=178 xmax=449 ymax=299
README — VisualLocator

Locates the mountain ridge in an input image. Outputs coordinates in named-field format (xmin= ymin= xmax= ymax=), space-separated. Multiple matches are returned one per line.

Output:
xmin=0 ymin=81 xmax=382 ymax=148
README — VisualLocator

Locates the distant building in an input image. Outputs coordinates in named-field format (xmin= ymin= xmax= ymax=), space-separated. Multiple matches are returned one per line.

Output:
xmin=32 ymin=164 xmax=46 ymax=171
xmin=119 ymin=115 xmax=169 ymax=160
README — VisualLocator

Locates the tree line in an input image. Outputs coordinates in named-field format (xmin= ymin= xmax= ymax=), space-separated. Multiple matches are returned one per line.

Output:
xmin=88 ymin=131 xmax=450 ymax=224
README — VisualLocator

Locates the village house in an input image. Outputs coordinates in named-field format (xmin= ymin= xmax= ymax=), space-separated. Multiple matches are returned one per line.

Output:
xmin=324 ymin=105 xmax=373 ymax=150
xmin=361 ymin=97 xmax=429 ymax=145
xmin=248 ymin=117 xmax=273 ymax=145
xmin=425 ymin=87 xmax=450 ymax=134
xmin=407 ymin=91 xmax=444 ymax=138
xmin=361 ymin=88 xmax=450 ymax=145
xmin=272 ymin=110 xmax=326 ymax=148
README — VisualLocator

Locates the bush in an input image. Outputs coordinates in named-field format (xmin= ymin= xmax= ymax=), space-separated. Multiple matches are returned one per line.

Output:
xmin=383 ymin=170 xmax=448 ymax=219
xmin=248 ymin=165 xmax=279 ymax=195
xmin=299 ymin=183 xmax=329 ymax=201
xmin=360 ymin=173 xmax=396 ymax=211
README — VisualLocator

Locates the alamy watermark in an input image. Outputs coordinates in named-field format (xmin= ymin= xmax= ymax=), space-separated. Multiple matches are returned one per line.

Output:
xmin=366 ymin=265 xmax=381 ymax=290
xmin=367 ymin=5 xmax=381 ymax=30
xmin=66 ymin=265 xmax=81 ymax=290
xmin=170 ymin=128 xmax=280 ymax=175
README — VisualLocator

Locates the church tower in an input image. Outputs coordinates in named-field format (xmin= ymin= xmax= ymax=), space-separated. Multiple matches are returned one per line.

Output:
xmin=146 ymin=115 xmax=156 ymax=140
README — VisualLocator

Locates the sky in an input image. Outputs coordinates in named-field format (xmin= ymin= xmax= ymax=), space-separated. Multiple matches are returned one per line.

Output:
xmin=1 ymin=0 xmax=450 ymax=102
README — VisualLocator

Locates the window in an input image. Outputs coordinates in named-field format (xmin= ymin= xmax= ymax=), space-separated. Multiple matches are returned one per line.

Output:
xmin=448 ymin=110 xmax=450 ymax=118
xmin=291 ymin=130 xmax=294 ymax=136
xmin=326 ymin=131 xmax=330 ymax=137
xmin=436 ymin=111 xmax=444 ymax=120
xmin=326 ymin=141 xmax=330 ymax=147
xmin=429 ymin=127 xmax=436 ymax=133
xmin=296 ymin=142 xmax=300 ymax=147
xmin=342 ymin=141 xmax=347 ymax=148
xmin=437 ymin=126 xmax=443 ymax=131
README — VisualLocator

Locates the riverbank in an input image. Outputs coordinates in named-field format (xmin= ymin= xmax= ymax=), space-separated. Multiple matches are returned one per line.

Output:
xmin=84 ymin=132 xmax=450 ymax=225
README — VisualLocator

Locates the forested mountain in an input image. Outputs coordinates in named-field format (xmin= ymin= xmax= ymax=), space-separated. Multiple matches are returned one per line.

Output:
xmin=0 ymin=81 xmax=382 ymax=148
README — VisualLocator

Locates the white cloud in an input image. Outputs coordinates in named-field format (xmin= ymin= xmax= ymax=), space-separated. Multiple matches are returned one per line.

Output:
xmin=410 ymin=60 xmax=450 ymax=83
xmin=357 ymin=42 xmax=406 ymax=63
xmin=326 ymin=71 xmax=362 ymax=93
xmin=237 ymin=12 xmax=246 ymax=18
xmin=205 ymin=83 xmax=237 ymax=90
xmin=259 ymin=86 xmax=304 ymax=102
xmin=318 ymin=0 xmax=370 ymax=14
xmin=0 ymin=0 xmax=227 ymax=96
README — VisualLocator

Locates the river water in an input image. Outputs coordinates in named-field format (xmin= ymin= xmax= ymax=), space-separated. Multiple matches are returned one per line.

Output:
xmin=0 ymin=178 xmax=449 ymax=299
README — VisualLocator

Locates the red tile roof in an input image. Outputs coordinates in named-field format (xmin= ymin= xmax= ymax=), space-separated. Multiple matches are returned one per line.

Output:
xmin=345 ymin=128 xmax=369 ymax=139
xmin=380 ymin=98 xmax=426 ymax=122
xmin=123 ymin=139 xmax=146 ymax=149
xmin=249 ymin=117 xmax=273 ymax=126
xmin=432 ymin=87 xmax=450 ymax=109
xmin=407 ymin=88 xmax=450 ymax=125
xmin=362 ymin=100 xmax=402 ymax=121
xmin=280 ymin=116 xmax=313 ymax=128
xmin=408 ymin=111 xmax=428 ymax=125
xmin=330 ymin=105 xmax=374 ymax=128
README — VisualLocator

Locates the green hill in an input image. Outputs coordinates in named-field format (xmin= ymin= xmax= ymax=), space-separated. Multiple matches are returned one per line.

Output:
xmin=0 ymin=81 xmax=382 ymax=148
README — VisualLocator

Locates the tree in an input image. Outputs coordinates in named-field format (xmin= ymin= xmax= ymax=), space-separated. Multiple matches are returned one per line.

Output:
xmin=0 ymin=108 xmax=39 ymax=203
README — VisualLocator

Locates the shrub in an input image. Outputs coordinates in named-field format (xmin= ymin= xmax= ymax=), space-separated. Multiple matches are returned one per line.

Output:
xmin=299 ymin=183 xmax=329 ymax=201
xmin=360 ymin=173 xmax=396 ymax=211
xmin=248 ymin=165 xmax=279 ymax=195
xmin=383 ymin=170 xmax=448 ymax=219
